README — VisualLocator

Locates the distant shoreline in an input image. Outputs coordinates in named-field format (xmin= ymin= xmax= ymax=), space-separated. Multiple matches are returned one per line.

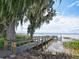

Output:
xmin=16 ymin=33 xmax=79 ymax=35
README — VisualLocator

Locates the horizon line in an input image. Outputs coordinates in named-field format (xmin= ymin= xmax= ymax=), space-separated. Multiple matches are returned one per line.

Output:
xmin=17 ymin=32 xmax=79 ymax=35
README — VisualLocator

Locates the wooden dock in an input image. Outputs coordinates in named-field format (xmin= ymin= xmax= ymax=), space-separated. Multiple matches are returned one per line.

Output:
xmin=16 ymin=36 xmax=53 ymax=53
xmin=0 ymin=36 xmax=54 ymax=57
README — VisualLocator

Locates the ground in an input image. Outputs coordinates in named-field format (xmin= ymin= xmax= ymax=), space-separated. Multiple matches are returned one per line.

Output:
xmin=4 ymin=50 xmax=73 ymax=59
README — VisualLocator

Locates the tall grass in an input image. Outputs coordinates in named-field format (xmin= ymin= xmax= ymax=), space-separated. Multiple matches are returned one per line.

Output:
xmin=63 ymin=40 xmax=79 ymax=48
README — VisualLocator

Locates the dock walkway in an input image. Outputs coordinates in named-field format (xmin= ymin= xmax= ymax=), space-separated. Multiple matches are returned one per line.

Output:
xmin=0 ymin=36 xmax=52 ymax=58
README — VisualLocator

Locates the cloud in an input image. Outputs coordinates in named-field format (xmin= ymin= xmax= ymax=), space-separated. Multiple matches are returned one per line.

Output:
xmin=67 ymin=1 xmax=77 ymax=8
xmin=77 ymin=2 xmax=79 ymax=6
xmin=67 ymin=0 xmax=79 ymax=8
xmin=35 ymin=15 xmax=79 ymax=33
xmin=16 ymin=15 xmax=79 ymax=33
xmin=16 ymin=21 xmax=30 ymax=33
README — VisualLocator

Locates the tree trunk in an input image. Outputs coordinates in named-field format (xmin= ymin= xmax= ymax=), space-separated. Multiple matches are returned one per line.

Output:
xmin=30 ymin=33 xmax=33 ymax=40
xmin=6 ymin=22 xmax=15 ymax=40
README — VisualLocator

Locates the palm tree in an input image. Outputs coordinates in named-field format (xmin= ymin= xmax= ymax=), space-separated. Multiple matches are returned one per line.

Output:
xmin=0 ymin=0 xmax=62 ymax=40
xmin=0 ymin=0 xmax=33 ymax=40
xmin=26 ymin=0 xmax=56 ymax=39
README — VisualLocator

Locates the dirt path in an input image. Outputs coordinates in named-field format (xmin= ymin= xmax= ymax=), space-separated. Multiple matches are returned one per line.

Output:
xmin=4 ymin=50 xmax=73 ymax=59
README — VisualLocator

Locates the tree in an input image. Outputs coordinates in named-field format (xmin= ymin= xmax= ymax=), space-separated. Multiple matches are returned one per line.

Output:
xmin=26 ymin=0 xmax=56 ymax=39
xmin=0 ymin=0 xmax=33 ymax=40
xmin=0 ymin=0 xmax=62 ymax=40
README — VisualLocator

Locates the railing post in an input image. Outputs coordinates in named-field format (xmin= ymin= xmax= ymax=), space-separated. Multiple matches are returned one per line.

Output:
xmin=4 ymin=39 xmax=8 ymax=50
xmin=11 ymin=40 xmax=16 ymax=56
xmin=41 ymin=37 xmax=43 ymax=51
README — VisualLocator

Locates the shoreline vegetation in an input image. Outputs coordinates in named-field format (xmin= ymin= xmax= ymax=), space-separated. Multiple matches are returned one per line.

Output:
xmin=63 ymin=40 xmax=79 ymax=56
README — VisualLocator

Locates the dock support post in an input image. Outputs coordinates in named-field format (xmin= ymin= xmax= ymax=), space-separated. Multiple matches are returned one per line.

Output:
xmin=11 ymin=40 xmax=16 ymax=56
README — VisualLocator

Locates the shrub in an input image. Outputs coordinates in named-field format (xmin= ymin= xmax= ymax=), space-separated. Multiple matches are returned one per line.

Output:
xmin=0 ymin=38 xmax=4 ymax=48
xmin=63 ymin=40 xmax=79 ymax=48
xmin=16 ymin=34 xmax=30 ymax=41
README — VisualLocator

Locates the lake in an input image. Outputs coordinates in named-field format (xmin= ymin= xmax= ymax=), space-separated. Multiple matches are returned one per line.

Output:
xmin=46 ymin=35 xmax=79 ymax=53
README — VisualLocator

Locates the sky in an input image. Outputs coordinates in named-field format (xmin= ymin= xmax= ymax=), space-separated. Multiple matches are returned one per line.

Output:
xmin=16 ymin=0 xmax=79 ymax=34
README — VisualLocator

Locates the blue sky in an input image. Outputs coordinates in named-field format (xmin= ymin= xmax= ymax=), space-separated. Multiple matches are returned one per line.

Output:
xmin=54 ymin=0 xmax=79 ymax=16
xmin=16 ymin=0 xmax=79 ymax=34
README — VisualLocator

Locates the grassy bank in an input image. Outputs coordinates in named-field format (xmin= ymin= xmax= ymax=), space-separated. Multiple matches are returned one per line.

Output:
xmin=63 ymin=40 xmax=79 ymax=56
xmin=63 ymin=40 xmax=79 ymax=48
xmin=16 ymin=34 xmax=30 ymax=41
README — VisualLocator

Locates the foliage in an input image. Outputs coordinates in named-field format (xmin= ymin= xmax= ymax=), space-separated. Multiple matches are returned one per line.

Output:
xmin=26 ymin=0 xmax=56 ymax=38
xmin=16 ymin=34 xmax=30 ymax=40
xmin=0 ymin=0 xmax=62 ymax=40
xmin=63 ymin=40 xmax=79 ymax=48
xmin=0 ymin=0 xmax=33 ymax=36
xmin=0 ymin=38 xmax=4 ymax=48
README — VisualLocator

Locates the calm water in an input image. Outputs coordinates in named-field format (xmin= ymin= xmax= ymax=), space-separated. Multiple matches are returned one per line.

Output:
xmin=46 ymin=35 xmax=79 ymax=53
xmin=46 ymin=41 xmax=64 ymax=53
